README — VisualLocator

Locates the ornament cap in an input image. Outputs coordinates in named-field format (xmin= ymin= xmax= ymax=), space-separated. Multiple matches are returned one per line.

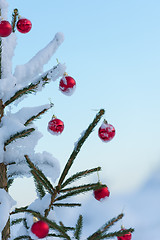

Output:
xmin=52 ymin=114 xmax=56 ymax=119
xmin=103 ymin=119 xmax=108 ymax=124
xmin=63 ymin=72 xmax=68 ymax=76
xmin=14 ymin=9 xmax=18 ymax=14
xmin=33 ymin=216 xmax=39 ymax=223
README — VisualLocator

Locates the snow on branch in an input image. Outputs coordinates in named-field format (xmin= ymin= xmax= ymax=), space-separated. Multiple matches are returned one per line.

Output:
xmin=0 ymin=0 xmax=8 ymax=19
xmin=11 ymin=103 xmax=53 ymax=126
xmin=7 ymin=151 xmax=60 ymax=184
xmin=14 ymin=32 xmax=64 ymax=83
xmin=4 ymin=128 xmax=35 ymax=147
xmin=3 ymin=63 xmax=66 ymax=106
xmin=1 ymin=33 xmax=17 ymax=78
xmin=0 ymin=189 xmax=16 ymax=232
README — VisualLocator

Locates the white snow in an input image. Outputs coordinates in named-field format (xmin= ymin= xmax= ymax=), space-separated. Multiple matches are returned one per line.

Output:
xmin=0 ymin=63 xmax=66 ymax=105
xmin=14 ymin=33 xmax=64 ymax=82
xmin=0 ymin=189 xmax=16 ymax=233
xmin=0 ymin=105 xmax=49 ymax=163
xmin=0 ymin=1 xmax=65 ymax=238
xmin=0 ymin=0 xmax=8 ymax=19
xmin=59 ymin=84 xmax=76 ymax=96
xmin=26 ymin=195 xmax=52 ymax=239
xmin=1 ymin=33 xmax=17 ymax=78
xmin=11 ymin=104 xmax=51 ymax=125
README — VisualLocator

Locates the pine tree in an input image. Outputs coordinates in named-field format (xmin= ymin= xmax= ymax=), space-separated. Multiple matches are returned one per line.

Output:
xmin=0 ymin=1 xmax=134 ymax=239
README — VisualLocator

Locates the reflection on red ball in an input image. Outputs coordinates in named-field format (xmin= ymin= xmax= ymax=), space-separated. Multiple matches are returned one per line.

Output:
xmin=117 ymin=230 xmax=132 ymax=240
xmin=59 ymin=75 xmax=76 ymax=96
xmin=16 ymin=18 xmax=32 ymax=33
xmin=0 ymin=20 xmax=12 ymax=37
xmin=48 ymin=117 xmax=64 ymax=135
xmin=94 ymin=186 xmax=110 ymax=201
xmin=98 ymin=121 xmax=115 ymax=142
xmin=31 ymin=220 xmax=49 ymax=239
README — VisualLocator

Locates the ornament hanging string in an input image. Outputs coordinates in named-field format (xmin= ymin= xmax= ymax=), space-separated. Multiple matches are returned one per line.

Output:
xmin=97 ymin=169 xmax=101 ymax=183
xmin=48 ymin=98 xmax=54 ymax=117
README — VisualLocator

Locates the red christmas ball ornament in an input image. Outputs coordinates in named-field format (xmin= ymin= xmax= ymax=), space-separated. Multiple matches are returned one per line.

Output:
xmin=117 ymin=228 xmax=132 ymax=240
xmin=0 ymin=20 xmax=12 ymax=37
xmin=48 ymin=116 xmax=64 ymax=135
xmin=94 ymin=186 xmax=110 ymax=201
xmin=98 ymin=120 xmax=115 ymax=142
xmin=31 ymin=220 xmax=49 ymax=239
xmin=59 ymin=75 xmax=76 ymax=96
xmin=16 ymin=18 xmax=32 ymax=33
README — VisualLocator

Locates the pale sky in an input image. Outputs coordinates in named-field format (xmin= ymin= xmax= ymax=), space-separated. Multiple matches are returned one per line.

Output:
xmin=7 ymin=0 xmax=160 ymax=206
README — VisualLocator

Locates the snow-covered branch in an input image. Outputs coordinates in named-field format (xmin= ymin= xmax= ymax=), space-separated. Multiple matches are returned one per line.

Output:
xmin=0 ymin=189 xmax=16 ymax=232
xmin=14 ymin=32 xmax=64 ymax=83
xmin=3 ymin=63 xmax=66 ymax=106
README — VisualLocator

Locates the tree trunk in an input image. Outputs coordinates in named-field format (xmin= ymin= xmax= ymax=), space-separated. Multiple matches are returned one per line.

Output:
xmin=0 ymin=163 xmax=10 ymax=240
xmin=0 ymin=99 xmax=10 ymax=239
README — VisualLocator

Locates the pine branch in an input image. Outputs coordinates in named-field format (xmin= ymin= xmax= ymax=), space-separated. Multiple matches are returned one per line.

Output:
xmin=11 ymin=218 xmax=25 ymax=226
xmin=4 ymin=75 xmax=47 ymax=107
xmin=4 ymin=65 xmax=59 ymax=107
xmin=7 ymin=178 xmax=14 ymax=188
xmin=25 ymin=155 xmax=55 ymax=195
xmin=74 ymin=215 xmax=83 ymax=240
xmin=11 ymin=9 xmax=19 ymax=32
xmin=60 ymin=183 xmax=106 ymax=193
xmin=53 ymin=203 xmax=81 ymax=207
xmin=87 ymin=214 xmax=124 ymax=240
xmin=31 ymin=169 xmax=53 ymax=195
xmin=32 ymin=174 xmax=46 ymax=199
xmin=47 ymin=233 xmax=64 ymax=238
xmin=61 ymin=167 xmax=101 ymax=189
xmin=24 ymin=103 xmax=53 ymax=126
xmin=59 ymin=221 xmax=75 ymax=232
xmin=11 ymin=209 xmax=71 ymax=239
xmin=4 ymin=128 xmax=35 ymax=147
xmin=55 ymin=183 xmax=106 ymax=202
xmin=57 ymin=109 xmax=105 ymax=188
xmin=23 ymin=218 xmax=29 ymax=230
xmin=11 ymin=206 xmax=28 ymax=213
xmin=99 ymin=228 xmax=134 ymax=239
xmin=13 ymin=236 xmax=32 ymax=240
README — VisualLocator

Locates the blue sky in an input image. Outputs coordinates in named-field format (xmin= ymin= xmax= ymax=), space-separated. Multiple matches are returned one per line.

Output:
xmin=7 ymin=0 xmax=160 ymax=205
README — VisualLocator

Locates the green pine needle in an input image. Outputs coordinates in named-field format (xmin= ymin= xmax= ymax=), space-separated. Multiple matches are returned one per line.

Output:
xmin=24 ymin=104 xmax=53 ymax=126
xmin=74 ymin=215 xmax=83 ymax=240
xmin=11 ymin=218 xmax=25 ymax=226
xmin=47 ymin=233 xmax=64 ymax=238
xmin=55 ymin=183 xmax=105 ymax=202
xmin=11 ymin=208 xmax=71 ymax=239
xmin=53 ymin=203 xmax=81 ymax=207
xmin=4 ymin=65 xmax=58 ymax=107
xmin=87 ymin=213 xmax=124 ymax=240
xmin=4 ymin=128 xmax=35 ymax=147
xmin=58 ymin=109 xmax=105 ymax=188
xmin=60 ymin=183 xmax=106 ymax=193
xmin=33 ymin=174 xmax=46 ymax=199
xmin=7 ymin=178 xmax=14 ymax=188
xmin=61 ymin=167 xmax=101 ymax=189
xmin=25 ymin=155 xmax=54 ymax=195
xmin=100 ymin=228 xmax=134 ymax=239
xmin=13 ymin=236 xmax=31 ymax=240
